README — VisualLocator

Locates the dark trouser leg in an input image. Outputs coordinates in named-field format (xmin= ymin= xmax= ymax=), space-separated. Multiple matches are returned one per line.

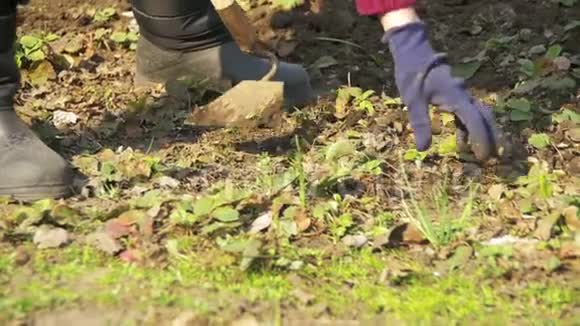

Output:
xmin=131 ymin=0 xmax=316 ymax=108
xmin=0 ymin=1 xmax=19 ymax=109
xmin=0 ymin=2 xmax=73 ymax=200
xmin=131 ymin=0 xmax=231 ymax=52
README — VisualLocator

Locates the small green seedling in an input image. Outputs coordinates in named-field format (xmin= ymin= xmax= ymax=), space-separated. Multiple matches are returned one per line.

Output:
xmin=15 ymin=33 xmax=59 ymax=68
xmin=93 ymin=7 xmax=117 ymax=23
xmin=110 ymin=30 xmax=139 ymax=50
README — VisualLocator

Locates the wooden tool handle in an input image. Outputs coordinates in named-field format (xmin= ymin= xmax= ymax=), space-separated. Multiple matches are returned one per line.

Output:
xmin=210 ymin=0 xmax=235 ymax=10
xmin=209 ymin=0 xmax=257 ymax=53
xmin=209 ymin=0 xmax=279 ymax=81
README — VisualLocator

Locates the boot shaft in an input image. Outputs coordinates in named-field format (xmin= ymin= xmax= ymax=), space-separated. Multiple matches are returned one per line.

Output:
xmin=131 ymin=0 xmax=231 ymax=52
xmin=0 ymin=3 xmax=19 ymax=111
xmin=0 ymin=1 xmax=17 ymax=52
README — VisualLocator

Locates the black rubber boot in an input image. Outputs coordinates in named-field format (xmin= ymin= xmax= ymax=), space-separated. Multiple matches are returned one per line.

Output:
xmin=131 ymin=0 xmax=316 ymax=108
xmin=0 ymin=7 xmax=73 ymax=201
xmin=135 ymin=37 xmax=316 ymax=108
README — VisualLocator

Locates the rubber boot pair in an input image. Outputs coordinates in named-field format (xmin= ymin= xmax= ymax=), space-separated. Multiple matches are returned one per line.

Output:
xmin=0 ymin=4 xmax=73 ymax=200
xmin=132 ymin=0 xmax=316 ymax=108
xmin=135 ymin=37 xmax=316 ymax=109
xmin=0 ymin=0 xmax=315 ymax=200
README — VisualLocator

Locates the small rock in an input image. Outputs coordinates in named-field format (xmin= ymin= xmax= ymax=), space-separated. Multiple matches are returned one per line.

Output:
xmin=33 ymin=225 xmax=70 ymax=249
xmin=342 ymin=234 xmax=368 ymax=248
xmin=53 ymin=110 xmax=78 ymax=130
xmin=156 ymin=176 xmax=180 ymax=189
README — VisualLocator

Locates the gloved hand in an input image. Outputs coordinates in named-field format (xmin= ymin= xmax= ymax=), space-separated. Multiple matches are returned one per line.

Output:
xmin=384 ymin=22 xmax=501 ymax=161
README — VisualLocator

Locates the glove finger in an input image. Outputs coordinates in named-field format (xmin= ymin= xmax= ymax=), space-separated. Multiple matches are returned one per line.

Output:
xmin=475 ymin=101 xmax=504 ymax=156
xmin=455 ymin=118 xmax=470 ymax=153
xmin=455 ymin=101 xmax=499 ymax=156
xmin=407 ymin=99 xmax=433 ymax=151
xmin=451 ymin=99 xmax=496 ymax=160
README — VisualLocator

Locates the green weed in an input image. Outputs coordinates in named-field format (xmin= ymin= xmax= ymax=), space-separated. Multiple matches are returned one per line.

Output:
xmin=312 ymin=194 xmax=355 ymax=239
xmin=334 ymin=86 xmax=377 ymax=118
xmin=291 ymin=135 xmax=308 ymax=208
xmin=401 ymin=169 xmax=478 ymax=248
xmin=14 ymin=33 xmax=59 ymax=68
xmin=1 ymin=245 xmax=575 ymax=323
xmin=515 ymin=160 xmax=563 ymax=199
xmin=110 ymin=30 xmax=139 ymax=50
xmin=92 ymin=7 xmax=116 ymax=23
xmin=314 ymin=138 xmax=382 ymax=195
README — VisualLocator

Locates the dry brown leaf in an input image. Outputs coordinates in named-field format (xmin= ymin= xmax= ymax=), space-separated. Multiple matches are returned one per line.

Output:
xmin=33 ymin=225 xmax=70 ymax=249
xmin=105 ymin=219 xmax=132 ymax=239
xmin=293 ymin=207 xmax=311 ymax=232
xmin=498 ymin=200 xmax=521 ymax=220
xmin=124 ymin=120 xmax=143 ymax=138
xmin=28 ymin=61 xmax=56 ymax=87
xmin=559 ymin=241 xmax=580 ymax=259
xmin=534 ymin=211 xmax=561 ymax=241
xmin=119 ymin=249 xmax=144 ymax=263
xmin=563 ymin=206 xmax=580 ymax=231
xmin=249 ymin=212 xmax=272 ymax=234
xmin=388 ymin=223 xmax=427 ymax=245
xmin=488 ymin=184 xmax=506 ymax=201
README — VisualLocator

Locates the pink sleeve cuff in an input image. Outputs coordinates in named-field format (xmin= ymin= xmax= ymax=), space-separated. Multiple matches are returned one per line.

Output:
xmin=355 ymin=0 xmax=417 ymax=16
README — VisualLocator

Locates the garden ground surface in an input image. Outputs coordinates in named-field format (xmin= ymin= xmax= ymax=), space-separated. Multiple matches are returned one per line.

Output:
xmin=1 ymin=0 xmax=579 ymax=324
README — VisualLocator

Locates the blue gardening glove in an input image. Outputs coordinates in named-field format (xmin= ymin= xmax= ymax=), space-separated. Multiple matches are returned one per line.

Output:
xmin=384 ymin=22 xmax=500 ymax=161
